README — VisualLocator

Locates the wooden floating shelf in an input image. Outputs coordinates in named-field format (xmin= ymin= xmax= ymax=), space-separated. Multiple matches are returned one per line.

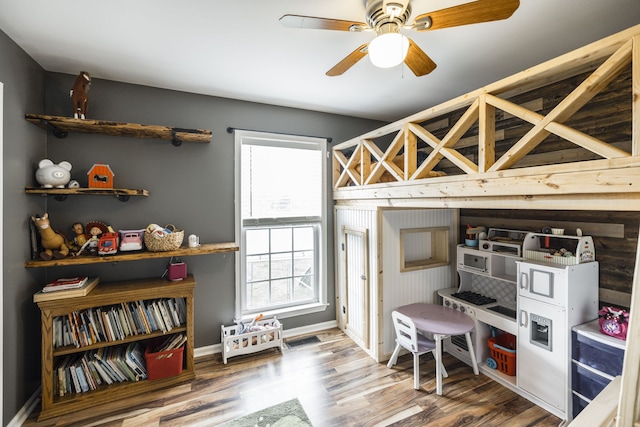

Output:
xmin=26 ymin=187 xmax=149 ymax=202
xmin=25 ymin=114 xmax=212 ymax=145
xmin=25 ymin=242 xmax=239 ymax=268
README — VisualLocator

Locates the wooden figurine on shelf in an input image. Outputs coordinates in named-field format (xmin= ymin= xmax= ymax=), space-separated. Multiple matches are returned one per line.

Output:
xmin=31 ymin=213 xmax=70 ymax=260
xmin=70 ymin=71 xmax=91 ymax=119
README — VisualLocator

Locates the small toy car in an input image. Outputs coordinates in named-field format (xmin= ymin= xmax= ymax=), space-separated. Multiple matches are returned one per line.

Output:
xmin=98 ymin=232 xmax=119 ymax=255
xmin=119 ymin=229 xmax=145 ymax=251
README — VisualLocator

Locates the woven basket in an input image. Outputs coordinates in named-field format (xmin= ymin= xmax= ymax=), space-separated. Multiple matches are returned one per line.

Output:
xmin=144 ymin=224 xmax=184 ymax=252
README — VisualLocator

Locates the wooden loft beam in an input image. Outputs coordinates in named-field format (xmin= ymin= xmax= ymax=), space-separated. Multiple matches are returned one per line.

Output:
xmin=490 ymin=39 xmax=632 ymax=172
xmin=633 ymin=35 xmax=640 ymax=156
xmin=331 ymin=25 xmax=639 ymax=212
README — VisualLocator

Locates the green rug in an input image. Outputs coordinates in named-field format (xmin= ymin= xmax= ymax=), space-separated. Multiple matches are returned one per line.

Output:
xmin=219 ymin=398 xmax=312 ymax=427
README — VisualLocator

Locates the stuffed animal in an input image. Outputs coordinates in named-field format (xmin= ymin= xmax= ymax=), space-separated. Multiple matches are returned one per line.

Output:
xmin=35 ymin=159 xmax=72 ymax=188
xmin=31 ymin=213 xmax=70 ymax=260
xmin=70 ymin=71 xmax=91 ymax=119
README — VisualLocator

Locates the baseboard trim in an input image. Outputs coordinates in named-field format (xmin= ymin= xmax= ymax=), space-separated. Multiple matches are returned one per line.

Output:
xmin=7 ymin=386 xmax=40 ymax=427
xmin=14 ymin=321 xmax=338 ymax=423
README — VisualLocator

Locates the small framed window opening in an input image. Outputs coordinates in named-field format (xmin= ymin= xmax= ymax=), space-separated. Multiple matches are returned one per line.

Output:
xmin=399 ymin=227 xmax=450 ymax=272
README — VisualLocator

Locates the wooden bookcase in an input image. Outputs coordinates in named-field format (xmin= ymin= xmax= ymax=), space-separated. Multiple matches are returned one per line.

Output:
xmin=36 ymin=275 xmax=196 ymax=420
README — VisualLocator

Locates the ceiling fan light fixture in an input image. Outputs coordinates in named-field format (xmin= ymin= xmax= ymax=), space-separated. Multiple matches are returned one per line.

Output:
xmin=368 ymin=32 xmax=409 ymax=68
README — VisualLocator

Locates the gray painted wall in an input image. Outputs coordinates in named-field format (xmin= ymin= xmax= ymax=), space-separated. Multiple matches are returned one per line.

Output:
xmin=1 ymin=28 xmax=48 ymax=426
xmin=2 ymin=30 xmax=383 ymax=424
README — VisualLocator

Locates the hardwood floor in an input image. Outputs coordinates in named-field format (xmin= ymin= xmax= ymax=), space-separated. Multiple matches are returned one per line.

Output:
xmin=23 ymin=328 xmax=561 ymax=427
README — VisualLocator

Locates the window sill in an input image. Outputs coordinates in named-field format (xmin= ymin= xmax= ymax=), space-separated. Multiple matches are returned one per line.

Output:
xmin=240 ymin=302 xmax=329 ymax=322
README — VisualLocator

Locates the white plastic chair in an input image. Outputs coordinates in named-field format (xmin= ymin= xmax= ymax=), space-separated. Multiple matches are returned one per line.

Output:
xmin=387 ymin=310 xmax=448 ymax=390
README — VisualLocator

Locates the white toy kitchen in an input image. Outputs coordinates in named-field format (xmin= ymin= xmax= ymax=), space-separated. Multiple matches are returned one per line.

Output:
xmin=438 ymin=229 xmax=599 ymax=422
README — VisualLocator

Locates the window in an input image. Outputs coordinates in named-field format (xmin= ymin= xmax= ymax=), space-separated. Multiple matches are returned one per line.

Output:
xmin=399 ymin=227 xmax=450 ymax=272
xmin=235 ymin=130 xmax=328 ymax=319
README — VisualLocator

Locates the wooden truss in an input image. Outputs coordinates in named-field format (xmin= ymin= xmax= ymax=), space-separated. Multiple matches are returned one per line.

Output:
xmin=333 ymin=25 xmax=640 ymax=211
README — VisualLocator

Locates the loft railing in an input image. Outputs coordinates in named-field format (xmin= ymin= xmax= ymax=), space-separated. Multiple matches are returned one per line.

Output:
xmin=332 ymin=25 xmax=639 ymax=210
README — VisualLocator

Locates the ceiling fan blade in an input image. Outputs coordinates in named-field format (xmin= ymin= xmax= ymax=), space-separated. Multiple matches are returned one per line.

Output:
xmin=326 ymin=44 xmax=369 ymax=77
xmin=280 ymin=14 xmax=368 ymax=32
xmin=404 ymin=39 xmax=437 ymax=77
xmin=413 ymin=0 xmax=520 ymax=31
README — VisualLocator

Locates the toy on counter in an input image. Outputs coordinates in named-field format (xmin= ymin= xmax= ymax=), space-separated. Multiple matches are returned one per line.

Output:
xmin=35 ymin=159 xmax=72 ymax=188
xmin=70 ymin=71 xmax=91 ymax=119
xmin=465 ymin=225 xmax=486 ymax=247
xmin=599 ymin=306 xmax=629 ymax=340
xmin=31 ymin=213 xmax=70 ymax=260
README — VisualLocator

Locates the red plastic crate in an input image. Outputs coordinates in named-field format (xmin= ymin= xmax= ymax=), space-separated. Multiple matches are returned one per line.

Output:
xmin=144 ymin=343 xmax=184 ymax=381
xmin=488 ymin=333 xmax=516 ymax=376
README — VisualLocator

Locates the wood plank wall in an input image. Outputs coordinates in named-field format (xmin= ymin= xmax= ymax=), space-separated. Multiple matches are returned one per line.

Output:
xmin=460 ymin=209 xmax=638 ymax=308
xmin=416 ymin=65 xmax=632 ymax=175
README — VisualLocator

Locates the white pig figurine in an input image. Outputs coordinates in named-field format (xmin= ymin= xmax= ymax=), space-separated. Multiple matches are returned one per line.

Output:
xmin=35 ymin=159 xmax=72 ymax=188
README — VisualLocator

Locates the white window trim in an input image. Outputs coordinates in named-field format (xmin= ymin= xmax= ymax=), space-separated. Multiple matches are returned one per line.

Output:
xmin=234 ymin=130 xmax=328 ymax=321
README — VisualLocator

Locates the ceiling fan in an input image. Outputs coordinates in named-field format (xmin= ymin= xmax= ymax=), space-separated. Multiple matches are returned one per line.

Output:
xmin=280 ymin=0 xmax=520 ymax=77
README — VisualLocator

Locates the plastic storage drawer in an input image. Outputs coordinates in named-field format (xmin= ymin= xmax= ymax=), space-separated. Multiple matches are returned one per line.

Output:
xmin=572 ymin=330 xmax=624 ymax=376
xmin=572 ymin=393 xmax=590 ymax=418
xmin=571 ymin=362 xmax=612 ymax=400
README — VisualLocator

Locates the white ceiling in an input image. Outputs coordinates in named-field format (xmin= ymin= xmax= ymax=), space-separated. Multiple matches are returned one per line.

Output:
xmin=0 ymin=0 xmax=639 ymax=122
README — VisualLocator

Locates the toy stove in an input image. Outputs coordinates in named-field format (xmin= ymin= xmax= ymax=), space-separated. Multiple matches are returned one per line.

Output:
xmin=440 ymin=290 xmax=511 ymax=366
xmin=442 ymin=292 xmax=480 ymax=361
xmin=451 ymin=291 xmax=497 ymax=306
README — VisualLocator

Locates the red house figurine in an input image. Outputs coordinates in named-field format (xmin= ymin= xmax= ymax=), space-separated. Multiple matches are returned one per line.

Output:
xmin=87 ymin=163 xmax=114 ymax=188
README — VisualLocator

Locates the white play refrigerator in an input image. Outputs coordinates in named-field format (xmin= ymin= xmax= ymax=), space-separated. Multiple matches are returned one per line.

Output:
xmin=517 ymin=259 xmax=599 ymax=419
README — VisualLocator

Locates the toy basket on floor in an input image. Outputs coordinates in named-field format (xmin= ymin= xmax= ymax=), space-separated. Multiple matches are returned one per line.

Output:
xmin=487 ymin=333 xmax=517 ymax=376
xmin=144 ymin=224 xmax=184 ymax=251
xmin=221 ymin=317 xmax=283 ymax=364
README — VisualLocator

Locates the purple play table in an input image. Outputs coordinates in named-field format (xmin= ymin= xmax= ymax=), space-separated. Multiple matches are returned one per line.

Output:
xmin=396 ymin=303 xmax=479 ymax=395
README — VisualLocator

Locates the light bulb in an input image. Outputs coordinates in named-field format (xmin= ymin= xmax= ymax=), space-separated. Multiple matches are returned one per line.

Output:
xmin=368 ymin=33 xmax=409 ymax=68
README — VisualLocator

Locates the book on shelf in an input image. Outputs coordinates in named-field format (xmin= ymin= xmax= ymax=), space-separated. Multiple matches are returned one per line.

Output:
xmin=44 ymin=276 xmax=88 ymax=291
xmin=53 ymin=343 xmax=149 ymax=397
xmin=51 ymin=297 xmax=188 ymax=351
xmin=154 ymin=333 xmax=187 ymax=353
xmin=33 ymin=277 xmax=100 ymax=303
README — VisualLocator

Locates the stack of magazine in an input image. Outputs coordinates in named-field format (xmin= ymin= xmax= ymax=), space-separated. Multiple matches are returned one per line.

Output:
xmin=53 ymin=342 xmax=147 ymax=396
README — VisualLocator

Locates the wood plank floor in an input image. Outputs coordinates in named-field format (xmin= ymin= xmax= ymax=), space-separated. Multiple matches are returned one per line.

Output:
xmin=23 ymin=328 xmax=561 ymax=426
